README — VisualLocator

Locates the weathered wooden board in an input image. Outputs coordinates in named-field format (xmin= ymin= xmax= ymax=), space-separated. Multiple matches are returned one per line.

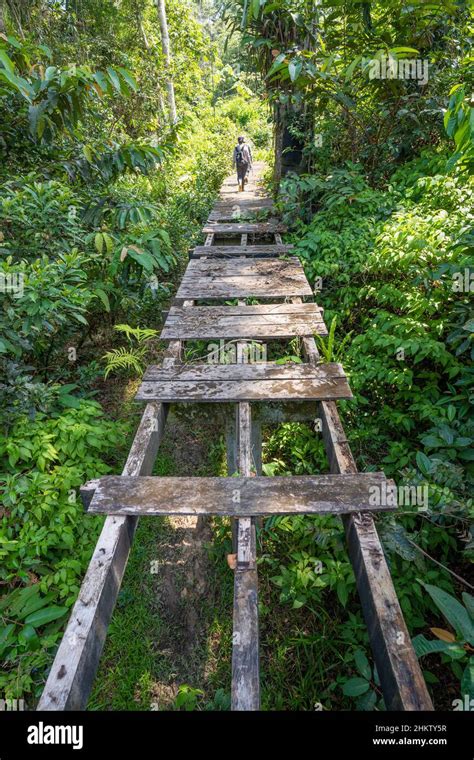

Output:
xmin=291 ymin=303 xmax=433 ymax=711
xmin=184 ymin=257 xmax=303 ymax=276
xmin=209 ymin=200 xmax=274 ymax=222
xmin=213 ymin=198 xmax=273 ymax=209
xmin=232 ymin=559 xmax=259 ymax=710
xmin=176 ymin=257 xmax=312 ymax=300
xmin=136 ymin=362 xmax=352 ymax=402
xmin=202 ymin=222 xmax=286 ymax=235
xmin=82 ymin=472 xmax=395 ymax=517
xmin=208 ymin=213 xmax=275 ymax=223
xmin=141 ymin=362 xmax=344 ymax=382
xmin=161 ymin=303 xmax=327 ymax=340
xmin=321 ymin=400 xmax=434 ymax=710
xmin=176 ymin=279 xmax=312 ymax=299
xmin=191 ymin=244 xmax=293 ymax=258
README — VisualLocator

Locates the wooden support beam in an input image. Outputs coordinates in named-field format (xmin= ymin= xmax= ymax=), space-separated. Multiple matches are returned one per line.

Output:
xmin=232 ymin=402 xmax=260 ymax=710
xmin=320 ymin=400 xmax=434 ymax=711
xmin=294 ymin=306 xmax=433 ymax=711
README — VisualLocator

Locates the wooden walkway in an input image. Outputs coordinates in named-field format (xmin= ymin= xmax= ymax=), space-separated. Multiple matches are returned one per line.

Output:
xmin=38 ymin=164 xmax=433 ymax=712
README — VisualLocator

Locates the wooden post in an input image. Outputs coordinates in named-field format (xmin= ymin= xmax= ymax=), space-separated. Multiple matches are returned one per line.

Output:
xmin=231 ymin=402 xmax=260 ymax=710
xmin=296 ymin=314 xmax=433 ymax=710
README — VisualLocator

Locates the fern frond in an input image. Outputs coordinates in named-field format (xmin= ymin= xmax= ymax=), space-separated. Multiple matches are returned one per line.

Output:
xmin=114 ymin=323 xmax=158 ymax=345
xmin=102 ymin=347 xmax=146 ymax=379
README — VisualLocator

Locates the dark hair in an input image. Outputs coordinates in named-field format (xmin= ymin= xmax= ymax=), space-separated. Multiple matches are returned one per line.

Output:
xmin=238 ymin=136 xmax=244 ymax=143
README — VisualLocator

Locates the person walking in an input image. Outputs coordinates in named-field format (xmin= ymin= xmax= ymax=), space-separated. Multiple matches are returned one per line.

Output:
xmin=233 ymin=136 xmax=252 ymax=191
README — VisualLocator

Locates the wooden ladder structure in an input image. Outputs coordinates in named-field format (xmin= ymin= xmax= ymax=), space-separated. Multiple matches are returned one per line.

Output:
xmin=38 ymin=165 xmax=433 ymax=712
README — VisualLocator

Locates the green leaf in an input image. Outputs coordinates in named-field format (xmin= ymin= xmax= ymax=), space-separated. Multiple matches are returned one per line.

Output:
xmin=336 ymin=580 xmax=349 ymax=607
xmin=93 ymin=70 xmax=110 ymax=95
xmin=106 ymin=67 xmax=122 ymax=93
xmin=117 ymin=67 xmax=137 ymax=92
xmin=419 ymin=583 xmax=474 ymax=645
xmin=18 ymin=624 xmax=38 ymax=647
xmin=354 ymin=650 xmax=372 ymax=680
xmin=461 ymin=657 xmax=474 ymax=700
xmin=420 ymin=435 xmax=443 ymax=448
xmin=345 ymin=55 xmax=362 ymax=82
xmin=94 ymin=288 xmax=110 ymax=312
xmin=288 ymin=59 xmax=302 ymax=83
xmin=0 ymin=50 xmax=15 ymax=74
xmin=342 ymin=677 xmax=370 ymax=697
xmin=412 ymin=634 xmax=464 ymax=659
xmin=356 ymin=689 xmax=377 ymax=711
xmin=24 ymin=606 xmax=68 ymax=627
xmin=416 ymin=451 xmax=432 ymax=475
xmin=0 ymin=624 xmax=15 ymax=656
xmin=462 ymin=593 xmax=474 ymax=622
xmin=17 ymin=591 xmax=55 ymax=621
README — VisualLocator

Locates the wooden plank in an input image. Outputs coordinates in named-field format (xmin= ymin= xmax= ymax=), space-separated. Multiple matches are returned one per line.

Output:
xmin=184 ymin=257 xmax=302 ymax=276
xmin=292 ymin=307 xmax=433 ymax=710
xmin=161 ymin=303 xmax=327 ymax=340
xmin=213 ymin=198 xmax=273 ymax=210
xmin=136 ymin=362 xmax=352 ymax=403
xmin=142 ymin=361 xmax=345 ymax=382
xmin=202 ymin=222 xmax=286 ymax=235
xmin=176 ymin=275 xmax=312 ymax=300
xmin=232 ymin=546 xmax=259 ymax=709
xmin=191 ymin=245 xmax=293 ymax=258
xmin=208 ymin=210 xmax=273 ymax=223
xmin=37 ymin=402 xmax=168 ymax=710
xmin=136 ymin=380 xmax=350 ymax=403
xmin=236 ymin=403 xmax=253 ymax=568
xmin=81 ymin=472 xmax=396 ymax=517
xmin=208 ymin=203 xmax=274 ymax=222
xmin=165 ymin=302 xmax=323 ymax=319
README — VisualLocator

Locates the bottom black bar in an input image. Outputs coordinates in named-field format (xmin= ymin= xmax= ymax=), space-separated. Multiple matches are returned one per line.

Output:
xmin=0 ymin=710 xmax=472 ymax=758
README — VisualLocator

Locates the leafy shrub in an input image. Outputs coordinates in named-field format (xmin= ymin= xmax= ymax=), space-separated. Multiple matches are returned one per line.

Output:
xmin=0 ymin=400 xmax=124 ymax=699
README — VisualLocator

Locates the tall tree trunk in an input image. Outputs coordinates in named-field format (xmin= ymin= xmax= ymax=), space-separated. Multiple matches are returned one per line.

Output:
xmin=273 ymin=98 xmax=310 ymax=186
xmin=155 ymin=0 xmax=177 ymax=125
xmin=273 ymin=101 xmax=286 ymax=186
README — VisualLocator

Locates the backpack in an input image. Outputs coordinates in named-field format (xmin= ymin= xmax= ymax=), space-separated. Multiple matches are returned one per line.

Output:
xmin=235 ymin=144 xmax=246 ymax=164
